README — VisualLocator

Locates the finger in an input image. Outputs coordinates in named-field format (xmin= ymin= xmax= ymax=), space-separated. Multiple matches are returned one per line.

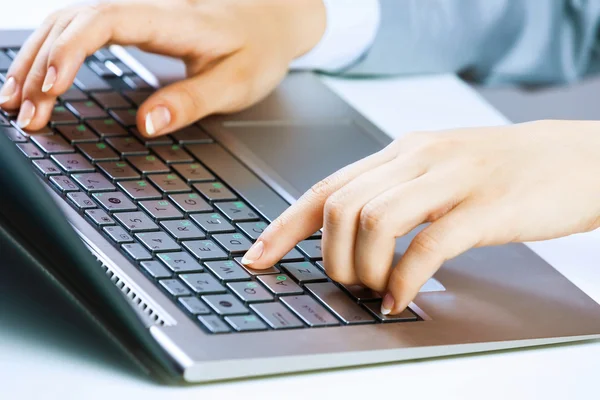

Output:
xmin=382 ymin=203 xmax=493 ymax=315
xmin=18 ymin=12 xmax=77 ymax=130
xmin=321 ymin=155 xmax=426 ymax=284
xmin=43 ymin=2 xmax=236 ymax=99
xmin=0 ymin=12 xmax=58 ymax=109
xmin=354 ymin=172 xmax=466 ymax=292
xmin=241 ymin=145 xmax=399 ymax=269
xmin=136 ymin=55 xmax=253 ymax=137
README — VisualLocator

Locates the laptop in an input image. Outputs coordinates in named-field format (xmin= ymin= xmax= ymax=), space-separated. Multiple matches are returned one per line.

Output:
xmin=2 ymin=29 xmax=600 ymax=384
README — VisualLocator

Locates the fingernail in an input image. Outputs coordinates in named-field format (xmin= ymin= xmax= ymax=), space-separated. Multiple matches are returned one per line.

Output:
xmin=241 ymin=241 xmax=264 ymax=265
xmin=17 ymin=100 xmax=35 ymax=129
xmin=41 ymin=66 xmax=57 ymax=93
xmin=381 ymin=293 xmax=394 ymax=315
xmin=0 ymin=77 xmax=17 ymax=104
xmin=145 ymin=106 xmax=171 ymax=136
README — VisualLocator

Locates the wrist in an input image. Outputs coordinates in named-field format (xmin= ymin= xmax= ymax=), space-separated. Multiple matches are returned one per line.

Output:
xmin=276 ymin=0 xmax=327 ymax=60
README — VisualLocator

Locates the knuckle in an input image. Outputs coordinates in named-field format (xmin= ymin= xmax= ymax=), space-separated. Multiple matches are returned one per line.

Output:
xmin=325 ymin=267 xmax=354 ymax=285
xmin=178 ymin=84 xmax=208 ymax=117
xmin=323 ymin=195 xmax=348 ymax=227
xmin=411 ymin=229 xmax=441 ymax=257
xmin=359 ymin=202 xmax=386 ymax=233
xmin=310 ymin=175 xmax=335 ymax=198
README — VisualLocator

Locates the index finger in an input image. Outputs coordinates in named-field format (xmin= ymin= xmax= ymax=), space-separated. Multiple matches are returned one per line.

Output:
xmin=240 ymin=147 xmax=397 ymax=269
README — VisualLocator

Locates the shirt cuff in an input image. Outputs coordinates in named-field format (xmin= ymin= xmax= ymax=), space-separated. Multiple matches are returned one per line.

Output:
xmin=290 ymin=0 xmax=381 ymax=72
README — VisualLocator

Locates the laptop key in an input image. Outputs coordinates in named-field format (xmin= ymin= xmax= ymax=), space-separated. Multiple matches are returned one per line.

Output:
xmin=74 ymin=62 xmax=112 ymax=91
xmin=50 ymin=105 xmax=79 ymax=124
xmin=140 ymin=260 xmax=171 ymax=279
xmin=159 ymin=278 xmax=192 ymax=297
xmin=280 ymin=295 xmax=339 ymax=327
xmin=122 ymin=90 xmax=152 ymax=106
xmin=88 ymin=60 xmax=116 ymax=77
xmin=139 ymin=199 xmax=183 ymax=220
xmin=72 ymin=172 xmax=115 ymax=192
xmin=213 ymin=233 xmax=253 ymax=254
xmin=280 ymin=262 xmax=327 ymax=283
xmin=363 ymin=302 xmax=418 ymax=322
xmin=90 ymin=92 xmax=131 ymax=109
xmin=258 ymin=274 xmax=304 ymax=296
xmin=31 ymin=134 xmax=74 ymax=154
xmin=178 ymin=297 xmax=210 ymax=315
xmin=234 ymin=257 xmax=280 ymax=276
xmin=93 ymin=49 xmax=117 ymax=62
xmin=97 ymin=160 xmax=140 ymax=181
xmin=0 ymin=114 xmax=9 ymax=126
xmin=152 ymin=144 xmax=193 ymax=164
xmin=49 ymin=175 xmax=79 ymax=192
xmin=103 ymin=225 xmax=134 ymax=244
xmin=186 ymin=143 xmax=290 ymax=222
xmin=114 ymin=211 xmax=159 ymax=232
xmin=281 ymin=248 xmax=305 ymax=262
xmin=0 ymin=51 xmax=13 ymax=70
xmin=236 ymin=221 xmax=267 ymax=240
xmin=127 ymin=154 xmax=170 ymax=174
xmin=172 ymin=162 xmax=214 ymax=183
xmin=77 ymin=142 xmax=120 ymax=162
xmin=183 ymin=239 xmax=228 ymax=261
xmin=2 ymin=126 xmax=27 ymax=142
xmin=136 ymin=232 xmax=181 ymax=252
xmin=297 ymin=239 xmax=322 ymax=260
xmin=205 ymin=260 xmax=251 ymax=282
xmin=198 ymin=315 xmax=231 ymax=334
xmin=225 ymin=315 xmax=267 ymax=332
xmin=193 ymin=182 xmax=236 ymax=202
xmin=171 ymin=125 xmax=213 ymax=144
xmin=32 ymin=159 xmax=61 ymax=176
xmin=56 ymin=124 xmax=99 ymax=143
xmin=85 ymin=208 xmax=115 ymax=226
xmin=215 ymin=201 xmax=259 ymax=222
xmin=59 ymin=86 xmax=88 ymax=102
xmin=123 ymin=75 xmax=152 ymax=90
xmin=148 ymin=173 xmax=190 ymax=194
xmin=67 ymin=191 xmax=96 ymax=210
xmin=305 ymin=282 xmax=376 ymax=325
xmin=250 ymin=303 xmax=304 ymax=330
xmin=190 ymin=212 xmax=235 ymax=234
xmin=180 ymin=273 xmax=226 ymax=294
xmin=169 ymin=193 xmax=212 ymax=214
xmin=109 ymin=109 xmax=137 ymax=126
xmin=51 ymin=153 xmax=95 ymax=173
xmin=160 ymin=219 xmax=206 ymax=241
xmin=157 ymin=251 xmax=203 ymax=273
xmin=87 ymin=119 xmax=129 ymax=138
xmin=66 ymin=100 xmax=109 ymax=119
xmin=17 ymin=143 xmax=44 ymax=159
xmin=228 ymin=281 xmax=273 ymax=303
xmin=342 ymin=285 xmax=381 ymax=302
xmin=202 ymin=294 xmax=248 ymax=316
xmin=118 ymin=180 xmax=162 ymax=201
xmin=93 ymin=192 xmax=137 ymax=212
xmin=106 ymin=136 xmax=148 ymax=156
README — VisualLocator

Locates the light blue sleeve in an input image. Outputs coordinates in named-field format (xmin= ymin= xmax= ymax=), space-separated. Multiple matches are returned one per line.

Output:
xmin=329 ymin=0 xmax=600 ymax=86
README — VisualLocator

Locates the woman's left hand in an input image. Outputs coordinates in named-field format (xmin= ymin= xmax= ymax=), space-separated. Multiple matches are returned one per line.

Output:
xmin=241 ymin=120 xmax=600 ymax=315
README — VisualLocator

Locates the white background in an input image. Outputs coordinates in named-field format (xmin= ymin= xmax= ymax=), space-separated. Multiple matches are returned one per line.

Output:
xmin=2 ymin=1 xmax=600 ymax=399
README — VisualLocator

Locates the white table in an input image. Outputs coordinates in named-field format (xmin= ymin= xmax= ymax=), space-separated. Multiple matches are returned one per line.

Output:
xmin=3 ymin=2 xmax=600 ymax=399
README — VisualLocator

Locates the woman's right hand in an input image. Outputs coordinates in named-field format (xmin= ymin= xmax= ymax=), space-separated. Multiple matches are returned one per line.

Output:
xmin=0 ymin=0 xmax=326 ymax=136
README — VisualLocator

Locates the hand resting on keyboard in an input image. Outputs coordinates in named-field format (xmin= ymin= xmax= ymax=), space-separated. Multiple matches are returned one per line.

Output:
xmin=0 ymin=0 xmax=326 ymax=135
xmin=241 ymin=121 xmax=600 ymax=315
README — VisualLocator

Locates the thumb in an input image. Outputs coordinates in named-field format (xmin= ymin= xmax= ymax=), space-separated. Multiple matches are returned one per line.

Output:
xmin=136 ymin=58 xmax=249 ymax=137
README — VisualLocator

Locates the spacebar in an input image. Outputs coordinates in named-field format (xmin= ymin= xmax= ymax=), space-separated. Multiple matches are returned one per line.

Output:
xmin=186 ymin=143 xmax=290 ymax=222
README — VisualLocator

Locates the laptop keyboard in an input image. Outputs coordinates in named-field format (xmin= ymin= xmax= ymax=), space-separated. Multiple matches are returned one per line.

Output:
xmin=0 ymin=47 xmax=419 ymax=333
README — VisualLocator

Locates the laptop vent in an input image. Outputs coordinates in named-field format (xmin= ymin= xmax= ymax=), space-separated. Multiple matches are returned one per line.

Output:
xmin=97 ymin=259 xmax=166 ymax=326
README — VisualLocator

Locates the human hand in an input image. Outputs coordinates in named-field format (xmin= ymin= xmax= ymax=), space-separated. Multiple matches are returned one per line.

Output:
xmin=241 ymin=120 xmax=600 ymax=315
xmin=0 ymin=0 xmax=325 ymax=135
